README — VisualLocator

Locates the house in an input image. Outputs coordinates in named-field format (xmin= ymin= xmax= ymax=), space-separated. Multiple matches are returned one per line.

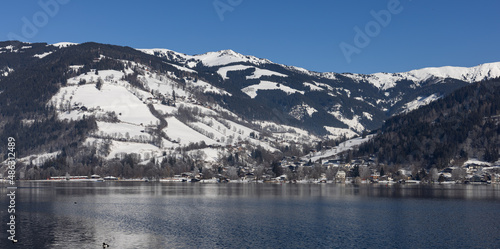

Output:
xmin=369 ymin=172 xmax=380 ymax=182
xmin=491 ymin=174 xmax=500 ymax=184
xmin=323 ymin=159 xmax=341 ymax=169
xmin=276 ymin=174 xmax=287 ymax=181
xmin=244 ymin=173 xmax=255 ymax=181
xmin=398 ymin=169 xmax=412 ymax=179
xmin=335 ymin=170 xmax=346 ymax=183
xmin=464 ymin=164 xmax=484 ymax=174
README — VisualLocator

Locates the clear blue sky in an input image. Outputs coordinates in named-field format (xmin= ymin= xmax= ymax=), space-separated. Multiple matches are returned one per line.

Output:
xmin=1 ymin=0 xmax=499 ymax=74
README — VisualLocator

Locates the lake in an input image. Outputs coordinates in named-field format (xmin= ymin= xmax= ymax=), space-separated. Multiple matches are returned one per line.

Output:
xmin=1 ymin=182 xmax=500 ymax=248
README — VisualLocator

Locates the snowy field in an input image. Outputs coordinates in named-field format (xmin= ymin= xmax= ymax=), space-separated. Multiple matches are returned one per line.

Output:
xmin=304 ymin=135 xmax=374 ymax=162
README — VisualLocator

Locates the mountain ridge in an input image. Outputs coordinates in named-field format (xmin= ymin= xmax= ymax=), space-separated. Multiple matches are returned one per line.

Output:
xmin=136 ymin=45 xmax=500 ymax=135
xmin=1 ymin=41 xmax=499 ymax=138
xmin=139 ymin=46 xmax=500 ymax=88
xmin=354 ymin=78 xmax=500 ymax=169
xmin=0 ymin=40 xmax=498 ymax=180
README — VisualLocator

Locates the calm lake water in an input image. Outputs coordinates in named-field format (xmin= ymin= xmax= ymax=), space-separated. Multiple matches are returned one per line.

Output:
xmin=1 ymin=182 xmax=500 ymax=249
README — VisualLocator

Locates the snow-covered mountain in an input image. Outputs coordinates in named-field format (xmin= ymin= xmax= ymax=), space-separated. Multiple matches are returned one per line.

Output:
xmin=140 ymin=47 xmax=500 ymax=87
xmin=140 ymin=46 xmax=500 ymax=133
xmin=47 ymin=66 xmax=315 ymax=162
xmin=0 ymin=41 xmax=499 ymax=168
xmin=139 ymin=48 xmax=272 ymax=68
xmin=0 ymin=41 xmax=323 ymax=168
xmin=341 ymin=62 xmax=500 ymax=90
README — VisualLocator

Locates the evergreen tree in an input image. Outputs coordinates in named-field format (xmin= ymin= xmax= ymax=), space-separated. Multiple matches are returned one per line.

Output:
xmin=271 ymin=161 xmax=283 ymax=177
xmin=351 ymin=165 xmax=360 ymax=177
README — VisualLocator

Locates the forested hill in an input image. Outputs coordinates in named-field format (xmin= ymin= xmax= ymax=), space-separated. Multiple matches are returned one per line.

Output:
xmin=356 ymin=79 xmax=500 ymax=169
xmin=0 ymin=41 xmax=499 ymax=180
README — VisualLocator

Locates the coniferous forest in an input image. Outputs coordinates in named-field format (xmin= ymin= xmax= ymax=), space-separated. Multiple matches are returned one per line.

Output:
xmin=355 ymin=79 xmax=500 ymax=169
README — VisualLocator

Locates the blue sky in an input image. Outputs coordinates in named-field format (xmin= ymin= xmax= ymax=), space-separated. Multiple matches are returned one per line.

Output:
xmin=1 ymin=0 xmax=499 ymax=74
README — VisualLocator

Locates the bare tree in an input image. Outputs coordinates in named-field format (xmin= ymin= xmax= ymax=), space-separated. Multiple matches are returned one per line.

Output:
xmin=360 ymin=166 xmax=371 ymax=180
xmin=325 ymin=167 xmax=338 ymax=180
xmin=452 ymin=168 xmax=467 ymax=182
xmin=254 ymin=165 xmax=265 ymax=181
xmin=429 ymin=168 xmax=439 ymax=182
xmin=201 ymin=167 xmax=214 ymax=179
xmin=310 ymin=166 xmax=323 ymax=180
xmin=225 ymin=167 xmax=239 ymax=180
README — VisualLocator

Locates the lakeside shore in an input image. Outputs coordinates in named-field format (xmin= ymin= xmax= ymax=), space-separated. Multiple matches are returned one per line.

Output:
xmin=1 ymin=178 xmax=497 ymax=185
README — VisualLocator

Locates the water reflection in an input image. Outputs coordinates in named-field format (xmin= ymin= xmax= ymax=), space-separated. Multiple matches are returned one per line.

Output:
xmin=0 ymin=182 xmax=499 ymax=248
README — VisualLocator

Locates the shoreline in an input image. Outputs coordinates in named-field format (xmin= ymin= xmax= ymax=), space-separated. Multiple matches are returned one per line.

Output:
xmin=1 ymin=179 xmax=496 ymax=185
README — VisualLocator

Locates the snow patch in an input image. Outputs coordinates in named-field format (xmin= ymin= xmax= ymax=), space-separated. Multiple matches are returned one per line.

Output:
xmin=289 ymin=103 xmax=317 ymax=120
xmin=86 ymin=138 xmax=162 ymax=160
xmin=305 ymin=135 xmax=373 ymax=162
xmin=246 ymin=68 xmax=287 ymax=79
xmin=217 ymin=65 xmax=253 ymax=80
xmin=362 ymin=112 xmax=373 ymax=121
xmin=18 ymin=151 xmax=61 ymax=167
xmin=34 ymin=51 xmax=53 ymax=59
xmin=167 ymin=63 xmax=197 ymax=73
xmin=402 ymin=94 xmax=441 ymax=113
xmin=324 ymin=127 xmax=358 ymax=139
xmin=303 ymin=82 xmax=324 ymax=91
xmin=241 ymin=81 xmax=305 ymax=99
xmin=51 ymin=71 xmax=159 ymax=126
xmin=51 ymin=42 xmax=78 ymax=48
xmin=1 ymin=67 xmax=13 ymax=77
xmin=188 ymin=79 xmax=231 ymax=96
xmin=217 ymin=65 xmax=287 ymax=80
xmin=96 ymin=121 xmax=151 ymax=141
xmin=329 ymin=110 xmax=365 ymax=133
xmin=163 ymin=117 xmax=219 ymax=146
xmin=462 ymin=158 xmax=492 ymax=167
xmin=69 ymin=65 xmax=84 ymax=70
xmin=314 ymin=82 xmax=333 ymax=91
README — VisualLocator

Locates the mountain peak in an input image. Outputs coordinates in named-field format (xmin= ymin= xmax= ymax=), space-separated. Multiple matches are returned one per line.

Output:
xmin=217 ymin=49 xmax=238 ymax=56
xmin=193 ymin=49 xmax=272 ymax=67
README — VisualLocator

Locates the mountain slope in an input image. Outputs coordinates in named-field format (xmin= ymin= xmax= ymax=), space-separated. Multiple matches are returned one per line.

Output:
xmin=0 ymin=41 xmax=499 ymax=179
xmin=355 ymin=79 xmax=500 ymax=169
xmin=0 ymin=42 xmax=316 ymax=167
xmin=141 ymin=47 xmax=500 ymax=135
